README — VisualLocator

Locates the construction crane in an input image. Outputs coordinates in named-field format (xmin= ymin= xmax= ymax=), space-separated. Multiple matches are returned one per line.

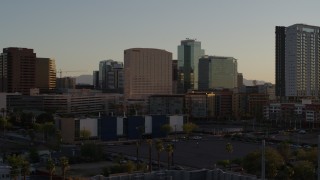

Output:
xmin=57 ymin=69 xmax=86 ymax=78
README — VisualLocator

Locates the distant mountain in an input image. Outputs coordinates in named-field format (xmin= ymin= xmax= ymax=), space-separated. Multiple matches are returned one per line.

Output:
xmin=243 ymin=78 xmax=270 ymax=86
xmin=76 ymin=75 xmax=93 ymax=85
xmin=74 ymin=75 xmax=270 ymax=86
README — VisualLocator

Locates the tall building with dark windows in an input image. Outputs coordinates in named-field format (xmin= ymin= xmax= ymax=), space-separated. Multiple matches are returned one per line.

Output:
xmin=177 ymin=39 xmax=205 ymax=93
xmin=93 ymin=70 xmax=99 ymax=89
xmin=172 ymin=60 xmax=178 ymax=94
xmin=0 ymin=47 xmax=36 ymax=95
xmin=276 ymin=24 xmax=320 ymax=99
xmin=275 ymin=26 xmax=286 ymax=98
xmin=124 ymin=48 xmax=172 ymax=101
xmin=98 ymin=60 xmax=124 ymax=93
xmin=198 ymin=56 xmax=238 ymax=90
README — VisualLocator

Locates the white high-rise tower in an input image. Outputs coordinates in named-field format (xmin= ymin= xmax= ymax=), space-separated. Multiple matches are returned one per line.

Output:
xmin=285 ymin=24 xmax=320 ymax=97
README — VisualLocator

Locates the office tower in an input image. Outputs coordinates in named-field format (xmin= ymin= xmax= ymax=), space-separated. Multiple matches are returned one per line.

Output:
xmin=35 ymin=58 xmax=56 ymax=92
xmin=93 ymin=71 xmax=99 ymax=89
xmin=198 ymin=56 xmax=238 ymax=90
xmin=0 ymin=47 xmax=36 ymax=95
xmin=276 ymin=24 xmax=320 ymax=98
xmin=99 ymin=60 xmax=124 ymax=93
xmin=275 ymin=26 xmax=286 ymax=98
xmin=56 ymin=77 xmax=76 ymax=89
xmin=172 ymin=60 xmax=178 ymax=94
xmin=177 ymin=39 xmax=205 ymax=93
xmin=237 ymin=73 xmax=243 ymax=88
xmin=124 ymin=48 xmax=172 ymax=101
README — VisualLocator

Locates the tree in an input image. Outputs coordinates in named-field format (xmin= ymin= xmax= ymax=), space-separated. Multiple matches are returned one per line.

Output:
xmin=275 ymin=165 xmax=294 ymax=180
xmin=161 ymin=124 xmax=172 ymax=138
xmin=0 ymin=116 xmax=11 ymax=137
xmin=135 ymin=140 xmax=140 ymax=168
xmin=217 ymin=160 xmax=230 ymax=169
xmin=33 ymin=122 xmax=56 ymax=142
xmin=46 ymin=158 xmax=55 ymax=180
xmin=295 ymin=148 xmax=317 ymax=165
xmin=59 ymin=156 xmax=69 ymax=180
xmin=277 ymin=142 xmax=291 ymax=161
xmin=292 ymin=160 xmax=315 ymax=180
xmin=165 ymin=144 xmax=174 ymax=170
xmin=155 ymin=140 xmax=164 ymax=170
xmin=146 ymin=139 xmax=153 ymax=172
xmin=225 ymin=142 xmax=233 ymax=170
xmin=7 ymin=154 xmax=24 ymax=180
xmin=182 ymin=123 xmax=198 ymax=138
xmin=79 ymin=128 xmax=91 ymax=141
xmin=243 ymin=147 xmax=284 ymax=179
xmin=21 ymin=160 xmax=30 ymax=180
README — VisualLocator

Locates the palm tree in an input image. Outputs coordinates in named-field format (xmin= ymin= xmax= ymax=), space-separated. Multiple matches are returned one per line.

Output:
xmin=0 ymin=116 xmax=10 ymax=137
xmin=165 ymin=144 xmax=174 ymax=170
xmin=59 ymin=156 xmax=69 ymax=180
xmin=135 ymin=140 xmax=140 ymax=168
xmin=161 ymin=124 xmax=172 ymax=138
xmin=146 ymin=139 xmax=153 ymax=172
xmin=225 ymin=142 xmax=233 ymax=170
xmin=155 ymin=140 xmax=164 ymax=170
xmin=7 ymin=154 xmax=24 ymax=180
xmin=46 ymin=158 xmax=55 ymax=180
xmin=21 ymin=160 xmax=30 ymax=180
xmin=182 ymin=123 xmax=198 ymax=138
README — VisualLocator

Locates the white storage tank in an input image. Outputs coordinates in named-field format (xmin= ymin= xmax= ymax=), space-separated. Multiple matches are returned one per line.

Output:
xmin=169 ymin=115 xmax=184 ymax=132
xmin=79 ymin=118 xmax=98 ymax=137
xmin=145 ymin=116 xmax=152 ymax=134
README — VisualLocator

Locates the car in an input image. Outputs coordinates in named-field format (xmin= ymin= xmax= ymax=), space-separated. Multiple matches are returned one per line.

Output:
xmin=173 ymin=165 xmax=184 ymax=170
xmin=191 ymin=136 xmax=202 ymax=140
xmin=298 ymin=130 xmax=306 ymax=134
xmin=303 ymin=145 xmax=312 ymax=149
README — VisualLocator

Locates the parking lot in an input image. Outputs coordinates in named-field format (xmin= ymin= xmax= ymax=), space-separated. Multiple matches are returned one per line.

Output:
xmin=106 ymin=135 xmax=262 ymax=169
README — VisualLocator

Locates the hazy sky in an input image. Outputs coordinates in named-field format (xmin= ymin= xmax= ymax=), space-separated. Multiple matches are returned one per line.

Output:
xmin=1 ymin=1 xmax=320 ymax=83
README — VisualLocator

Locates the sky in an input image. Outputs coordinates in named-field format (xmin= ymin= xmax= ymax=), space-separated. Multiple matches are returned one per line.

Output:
xmin=1 ymin=0 xmax=320 ymax=83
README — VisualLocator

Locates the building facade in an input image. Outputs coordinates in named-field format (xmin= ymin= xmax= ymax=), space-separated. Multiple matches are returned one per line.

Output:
xmin=124 ymin=48 xmax=173 ymax=101
xmin=275 ymin=26 xmax=286 ymax=98
xmin=93 ymin=70 xmax=99 ymax=89
xmin=56 ymin=77 xmax=76 ymax=89
xmin=198 ymin=56 xmax=238 ymax=90
xmin=98 ymin=60 xmax=124 ymax=93
xmin=0 ymin=48 xmax=37 ymax=95
xmin=149 ymin=94 xmax=185 ymax=115
xmin=276 ymin=24 xmax=320 ymax=99
xmin=237 ymin=73 xmax=244 ymax=88
xmin=35 ymin=58 xmax=56 ymax=92
xmin=5 ymin=92 xmax=122 ymax=115
xmin=177 ymin=39 xmax=205 ymax=93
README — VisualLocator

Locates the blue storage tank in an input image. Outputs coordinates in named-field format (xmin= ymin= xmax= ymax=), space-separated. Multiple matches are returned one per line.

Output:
xmin=127 ymin=116 xmax=145 ymax=140
xmin=151 ymin=115 xmax=168 ymax=138
xmin=99 ymin=116 xmax=117 ymax=141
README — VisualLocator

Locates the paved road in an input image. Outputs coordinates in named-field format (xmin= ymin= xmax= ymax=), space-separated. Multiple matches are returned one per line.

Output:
xmin=106 ymin=136 xmax=263 ymax=169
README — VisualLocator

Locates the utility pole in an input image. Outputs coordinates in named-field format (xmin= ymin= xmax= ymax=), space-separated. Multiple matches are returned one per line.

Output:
xmin=261 ymin=139 xmax=265 ymax=180
xmin=318 ymin=135 xmax=320 ymax=180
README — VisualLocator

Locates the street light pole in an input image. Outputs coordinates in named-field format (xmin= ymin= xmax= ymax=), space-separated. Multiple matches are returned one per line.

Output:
xmin=261 ymin=139 xmax=265 ymax=180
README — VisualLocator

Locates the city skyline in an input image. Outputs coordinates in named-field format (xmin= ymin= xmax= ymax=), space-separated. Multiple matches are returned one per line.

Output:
xmin=1 ymin=1 xmax=320 ymax=83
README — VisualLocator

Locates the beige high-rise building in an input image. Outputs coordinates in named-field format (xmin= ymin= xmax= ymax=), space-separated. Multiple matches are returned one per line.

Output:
xmin=124 ymin=48 xmax=173 ymax=100
xmin=35 ymin=58 xmax=56 ymax=92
